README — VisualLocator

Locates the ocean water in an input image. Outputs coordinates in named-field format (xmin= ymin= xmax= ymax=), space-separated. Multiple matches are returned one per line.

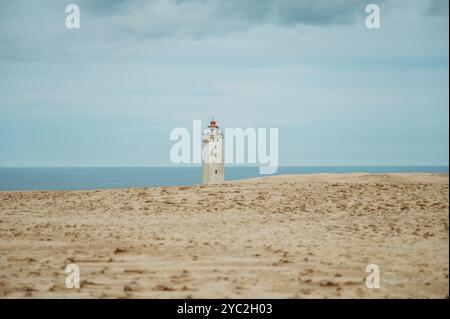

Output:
xmin=0 ymin=166 xmax=447 ymax=191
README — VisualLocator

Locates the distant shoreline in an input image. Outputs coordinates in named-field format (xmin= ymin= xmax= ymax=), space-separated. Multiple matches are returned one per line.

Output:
xmin=0 ymin=171 xmax=448 ymax=193
xmin=0 ymin=165 xmax=448 ymax=168
xmin=0 ymin=166 xmax=448 ymax=192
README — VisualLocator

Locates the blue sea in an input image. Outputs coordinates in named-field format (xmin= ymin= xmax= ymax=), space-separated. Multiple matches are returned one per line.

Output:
xmin=0 ymin=166 xmax=448 ymax=191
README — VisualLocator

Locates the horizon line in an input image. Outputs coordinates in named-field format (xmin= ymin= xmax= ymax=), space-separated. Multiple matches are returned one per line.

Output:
xmin=0 ymin=164 xmax=448 ymax=169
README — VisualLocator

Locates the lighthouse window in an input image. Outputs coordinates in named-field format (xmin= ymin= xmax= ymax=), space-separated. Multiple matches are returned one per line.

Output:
xmin=215 ymin=169 xmax=217 ymax=174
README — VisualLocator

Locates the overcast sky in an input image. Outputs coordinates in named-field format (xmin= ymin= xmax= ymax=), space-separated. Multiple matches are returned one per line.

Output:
xmin=0 ymin=0 xmax=448 ymax=166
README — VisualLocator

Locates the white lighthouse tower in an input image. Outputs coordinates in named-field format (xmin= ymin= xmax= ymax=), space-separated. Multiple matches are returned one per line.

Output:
xmin=202 ymin=118 xmax=224 ymax=184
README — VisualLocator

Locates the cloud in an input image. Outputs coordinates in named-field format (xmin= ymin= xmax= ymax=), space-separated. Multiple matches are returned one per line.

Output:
xmin=213 ymin=0 xmax=371 ymax=25
xmin=0 ymin=0 xmax=447 ymax=166
xmin=0 ymin=0 xmax=447 ymax=64
xmin=426 ymin=0 xmax=450 ymax=16
xmin=84 ymin=0 xmax=383 ymax=39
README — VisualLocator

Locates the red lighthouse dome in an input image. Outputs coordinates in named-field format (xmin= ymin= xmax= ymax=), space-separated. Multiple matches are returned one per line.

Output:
xmin=208 ymin=118 xmax=218 ymax=128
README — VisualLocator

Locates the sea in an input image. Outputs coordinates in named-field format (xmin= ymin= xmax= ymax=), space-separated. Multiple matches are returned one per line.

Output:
xmin=0 ymin=166 xmax=448 ymax=191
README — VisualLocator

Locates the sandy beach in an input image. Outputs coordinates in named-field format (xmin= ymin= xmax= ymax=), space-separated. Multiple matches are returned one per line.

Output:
xmin=0 ymin=173 xmax=448 ymax=298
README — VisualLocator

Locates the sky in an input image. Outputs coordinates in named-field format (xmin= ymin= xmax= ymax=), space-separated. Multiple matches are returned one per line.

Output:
xmin=0 ymin=0 xmax=448 ymax=166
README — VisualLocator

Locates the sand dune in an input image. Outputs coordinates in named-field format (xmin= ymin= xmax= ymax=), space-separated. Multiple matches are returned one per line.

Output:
xmin=0 ymin=173 xmax=448 ymax=298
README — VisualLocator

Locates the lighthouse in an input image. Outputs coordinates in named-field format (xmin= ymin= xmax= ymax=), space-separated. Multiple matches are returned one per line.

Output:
xmin=202 ymin=118 xmax=224 ymax=184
